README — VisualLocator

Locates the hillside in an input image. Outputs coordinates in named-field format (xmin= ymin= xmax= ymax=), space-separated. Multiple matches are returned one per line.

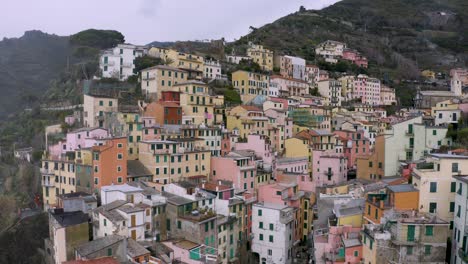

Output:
xmin=231 ymin=0 xmax=467 ymax=79
xmin=0 ymin=31 xmax=71 ymax=119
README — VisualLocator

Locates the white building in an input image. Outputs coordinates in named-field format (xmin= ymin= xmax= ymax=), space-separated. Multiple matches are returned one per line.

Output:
xmin=278 ymin=55 xmax=306 ymax=81
xmin=99 ymin=44 xmax=147 ymax=80
xmin=434 ymin=109 xmax=462 ymax=126
xmin=226 ymin=55 xmax=251 ymax=64
xmin=452 ymin=175 xmax=468 ymax=264
xmin=318 ymin=79 xmax=342 ymax=106
xmin=315 ymin=40 xmax=346 ymax=64
xmin=203 ymin=59 xmax=223 ymax=80
xmin=251 ymin=203 xmax=295 ymax=264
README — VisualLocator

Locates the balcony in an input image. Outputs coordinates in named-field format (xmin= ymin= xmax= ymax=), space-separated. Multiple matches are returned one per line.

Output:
xmin=323 ymin=171 xmax=334 ymax=177
xmin=42 ymin=179 xmax=55 ymax=187
xmin=405 ymin=130 xmax=414 ymax=136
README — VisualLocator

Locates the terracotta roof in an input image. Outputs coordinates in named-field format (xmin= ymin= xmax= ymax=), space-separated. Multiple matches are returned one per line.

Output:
xmin=200 ymin=182 xmax=232 ymax=192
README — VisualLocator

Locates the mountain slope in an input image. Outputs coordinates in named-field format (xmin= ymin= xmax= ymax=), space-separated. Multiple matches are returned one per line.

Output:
xmin=232 ymin=0 xmax=467 ymax=79
xmin=0 ymin=31 xmax=71 ymax=118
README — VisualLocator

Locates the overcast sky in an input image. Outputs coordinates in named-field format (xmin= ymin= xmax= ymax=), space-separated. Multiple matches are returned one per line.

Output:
xmin=1 ymin=0 xmax=340 ymax=44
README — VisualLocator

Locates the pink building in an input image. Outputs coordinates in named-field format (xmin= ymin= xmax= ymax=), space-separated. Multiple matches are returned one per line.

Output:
xmin=312 ymin=150 xmax=347 ymax=187
xmin=353 ymin=75 xmax=381 ymax=105
xmin=342 ymin=49 xmax=368 ymax=68
xmin=235 ymin=134 xmax=274 ymax=171
xmin=142 ymin=125 xmax=162 ymax=141
xmin=276 ymin=156 xmax=308 ymax=174
xmin=211 ymin=151 xmax=257 ymax=193
xmin=270 ymin=75 xmax=309 ymax=97
xmin=334 ymin=130 xmax=371 ymax=169
xmin=314 ymin=225 xmax=362 ymax=264
xmin=48 ymin=127 xmax=109 ymax=158
xmin=319 ymin=70 xmax=329 ymax=81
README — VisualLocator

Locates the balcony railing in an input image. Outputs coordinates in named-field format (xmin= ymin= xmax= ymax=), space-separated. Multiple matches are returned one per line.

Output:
xmin=323 ymin=171 xmax=334 ymax=176
xmin=40 ymin=168 xmax=55 ymax=175
xmin=405 ymin=130 xmax=414 ymax=136
xmin=42 ymin=179 xmax=55 ymax=187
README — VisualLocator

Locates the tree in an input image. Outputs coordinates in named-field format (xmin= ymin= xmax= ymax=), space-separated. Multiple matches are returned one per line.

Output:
xmin=133 ymin=56 xmax=164 ymax=73
xmin=70 ymin=29 xmax=125 ymax=49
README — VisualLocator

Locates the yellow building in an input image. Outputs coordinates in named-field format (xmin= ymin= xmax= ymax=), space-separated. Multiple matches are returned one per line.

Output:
xmin=431 ymin=99 xmax=459 ymax=116
xmin=412 ymin=153 xmax=468 ymax=223
xmin=166 ymin=49 xmax=204 ymax=79
xmin=138 ymin=139 xmax=211 ymax=184
xmin=284 ymin=137 xmax=312 ymax=177
xmin=141 ymin=65 xmax=188 ymax=100
xmin=164 ymin=80 xmax=224 ymax=125
xmin=247 ymin=42 xmax=274 ymax=71
xmin=231 ymin=70 xmax=269 ymax=103
xmin=116 ymin=109 xmax=143 ymax=160
xmin=226 ymin=105 xmax=268 ymax=139
xmin=83 ymin=94 xmax=118 ymax=128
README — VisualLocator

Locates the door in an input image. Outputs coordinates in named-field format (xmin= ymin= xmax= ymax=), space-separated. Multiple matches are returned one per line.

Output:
xmin=131 ymin=215 xmax=136 ymax=227
xmin=131 ymin=229 xmax=136 ymax=240
xmin=407 ymin=225 xmax=415 ymax=241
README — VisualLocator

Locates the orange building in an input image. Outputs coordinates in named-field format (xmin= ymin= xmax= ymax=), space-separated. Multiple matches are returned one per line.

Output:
xmin=356 ymin=135 xmax=385 ymax=181
xmin=144 ymin=101 xmax=182 ymax=125
xmin=92 ymin=137 xmax=128 ymax=191
xmin=363 ymin=184 xmax=419 ymax=224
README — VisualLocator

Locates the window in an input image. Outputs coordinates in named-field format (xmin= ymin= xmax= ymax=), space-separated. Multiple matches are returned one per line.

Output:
xmin=117 ymin=177 xmax=122 ymax=183
xmin=268 ymin=249 xmax=272 ymax=256
xmin=99 ymin=100 xmax=103 ymax=106
xmin=259 ymin=234 xmax=263 ymax=241
xmin=425 ymin=226 xmax=433 ymax=236
xmin=451 ymin=182 xmax=457 ymax=192
xmin=429 ymin=202 xmax=437 ymax=213
xmin=259 ymin=222 xmax=263 ymax=229
xmin=107 ymin=248 xmax=112 ymax=256
xmin=457 ymin=205 xmax=461 ymax=217
xmin=269 ymin=223 xmax=274 ymax=230
xmin=429 ymin=182 xmax=437 ymax=193
xmin=177 ymin=220 xmax=181 ymax=229
xmin=258 ymin=209 xmax=262 ymax=216
xmin=269 ymin=235 xmax=273 ymax=242
xmin=166 ymin=219 xmax=171 ymax=231
xmin=117 ymin=153 xmax=123 ymax=160
xmin=424 ymin=245 xmax=431 ymax=255
xmin=450 ymin=202 xmax=455 ymax=212
xmin=354 ymin=250 xmax=358 ymax=257
xmin=369 ymin=161 xmax=373 ymax=167
xmin=407 ymin=246 xmax=413 ymax=255
xmin=452 ymin=163 xmax=459 ymax=173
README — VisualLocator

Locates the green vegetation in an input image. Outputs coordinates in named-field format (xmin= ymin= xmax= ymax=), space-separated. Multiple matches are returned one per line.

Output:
xmin=224 ymin=88 xmax=242 ymax=105
xmin=134 ymin=55 xmax=164 ymax=73
xmin=70 ymin=29 xmax=125 ymax=49
xmin=0 ymin=213 xmax=49 ymax=263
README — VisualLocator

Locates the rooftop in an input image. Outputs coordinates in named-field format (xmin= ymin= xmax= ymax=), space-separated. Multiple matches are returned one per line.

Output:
xmin=76 ymin=235 xmax=125 ymax=257
xmin=343 ymin=238 xmax=361 ymax=248
xmin=50 ymin=210 xmax=88 ymax=227
xmin=127 ymin=239 xmax=150 ymax=258
xmin=101 ymin=184 xmax=143 ymax=193
xmin=387 ymin=184 xmax=418 ymax=193
xmin=63 ymin=257 xmax=119 ymax=264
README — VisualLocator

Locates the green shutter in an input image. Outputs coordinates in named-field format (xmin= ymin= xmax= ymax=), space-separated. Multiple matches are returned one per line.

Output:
xmin=407 ymin=225 xmax=415 ymax=241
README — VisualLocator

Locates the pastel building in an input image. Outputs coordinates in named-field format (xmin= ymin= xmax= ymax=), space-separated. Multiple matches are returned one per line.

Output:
xmin=334 ymin=130 xmax=371 ymax=169
xmin=352 ymin=75 xmax=381 ymax=105
xmin=247 ymin=42 xmax=274 ymax=71
xmin=270 ymin=75 xmax=309 ymax=97
xmin=318 ymin=79 xmax=342 ymax=106
xmin=315 ymin=40 xmax=346 ymax=63
xmin=312 ymin=150 xmax=347 ymax=188
xmin=83 ymin=94 xmax=118 ymax=128
xmin=357 ymin=116 xmax=450 ymax=179
xmin=226 ymin=105 xmax=269 ymax=139
xmin=452 ymin=175 xmax=468 ymax=263
xmin=211 ymin=151 xmax=257 ymax=193
xmin=203 ymin=59 xmax=222 ymax=80
xmin=235 ymin=134 xmax=274 ymax=171
xmin=251 ymin=203 xmax=295 ymax=264
xmin=140 ymin=65 xmax=187 ymax=100
xmin=412 ymin=153 xmax=468 ymax=223
xmin=92 ymin=137 xmax=128 ymax=192
xmin=276 ymin=55 xmax=306 ymax=80
xmin=99 ymin=44 xmax=147 ymax=80
xmin=232 ymin=70 xmax=270 ymax=103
